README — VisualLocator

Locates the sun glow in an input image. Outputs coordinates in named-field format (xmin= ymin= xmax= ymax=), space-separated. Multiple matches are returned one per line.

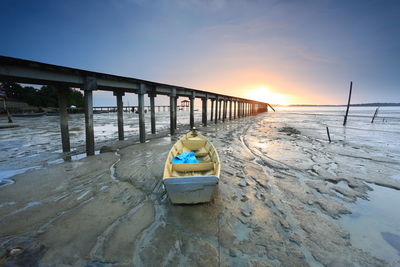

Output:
xmin=245 ymin=87 xmax=289 ymax=105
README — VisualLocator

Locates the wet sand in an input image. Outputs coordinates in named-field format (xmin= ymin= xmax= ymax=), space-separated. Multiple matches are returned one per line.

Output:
xmin=1 ymin=112 xmax=400 ymax=266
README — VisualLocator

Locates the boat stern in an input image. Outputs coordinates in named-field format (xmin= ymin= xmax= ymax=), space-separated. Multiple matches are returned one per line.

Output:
xmin=163 ymin=176 xmax=219 ymax=204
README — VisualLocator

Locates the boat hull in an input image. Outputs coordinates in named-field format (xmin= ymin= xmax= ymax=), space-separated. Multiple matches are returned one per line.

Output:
xmin=163 ymin=176 xmax=218 ymax=204
xmin=12 ymin=112 xmax=46 ymax=117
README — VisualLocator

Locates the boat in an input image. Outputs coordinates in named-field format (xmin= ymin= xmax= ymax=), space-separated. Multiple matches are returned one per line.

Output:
xmin=163 ymin=130 xmax=220 ymax=204
xmin=11 ymin=112 xmax=47 ymax=117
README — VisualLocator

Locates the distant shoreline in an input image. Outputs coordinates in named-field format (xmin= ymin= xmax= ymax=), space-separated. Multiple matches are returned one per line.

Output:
xmin=274 ymin=103 xmax=400 ymax=107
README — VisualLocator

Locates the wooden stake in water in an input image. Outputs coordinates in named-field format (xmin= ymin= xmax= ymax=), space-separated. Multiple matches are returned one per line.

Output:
xmin=343 ymin=81 xmax=352 ymax=126
xmin=268 ymin=104 xmax=276 ymax=112
xmin=371 ymin=107 xmax=379 ymax=123
xmin=2 ymin=99 xmax=13 ymax=123
xmin=326 ymin=126 xmax=331 ymax=143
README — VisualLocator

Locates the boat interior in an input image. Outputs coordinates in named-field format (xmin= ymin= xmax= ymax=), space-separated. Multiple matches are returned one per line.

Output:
xmin=164 ymin=131 xmax=220 ymax=179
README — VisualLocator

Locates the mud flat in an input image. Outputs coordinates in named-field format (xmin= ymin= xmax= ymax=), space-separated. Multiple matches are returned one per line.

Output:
xmin=1 ymin=111 xmax=400 ymax=266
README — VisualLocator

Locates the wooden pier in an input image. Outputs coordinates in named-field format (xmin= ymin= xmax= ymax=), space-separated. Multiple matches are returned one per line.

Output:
xmin=0 ymin=56 xmax=269 ymax=156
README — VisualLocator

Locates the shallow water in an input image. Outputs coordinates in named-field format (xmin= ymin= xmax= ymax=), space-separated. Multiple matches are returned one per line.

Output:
xmin=339 ymin=184 xmax=400 ymax=263
xmin=1 ymin=105 xmax=400 ymax=264
xmin=0 ymin=110 xmax=203 ymax=183
xmin=263 ymin=106 xmax=400 ymax=264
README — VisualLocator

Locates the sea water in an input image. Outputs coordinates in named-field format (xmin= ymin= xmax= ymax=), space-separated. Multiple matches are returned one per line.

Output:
xmin=272 ymin=106 xmax=400 ymax=263
xmin=0 ymin=109 xmax=203 ymax=184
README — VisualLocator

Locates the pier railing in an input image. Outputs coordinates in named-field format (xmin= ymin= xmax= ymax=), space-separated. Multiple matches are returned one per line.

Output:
xmin=93 ymin=105 xmax=190 ymax=113
xmin=0 ymin=56 xmax=269 ymax=156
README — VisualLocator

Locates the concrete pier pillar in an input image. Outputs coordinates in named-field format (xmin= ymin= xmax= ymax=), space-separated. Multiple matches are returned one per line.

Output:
xmin=214 ymin=97 xmax=219 ymax=124
xmin=202 ymin=95 xmax=208 ymax=126
xmin=210 ymin=99 xmax=214 ymax=122
xmin=190 ymin=92 xmax=195 ymax=129
xmin=221 ymin=99 xmax=226 ymax=122
xmin=138 ymin=84 xmax=146 ymax=143
xmin=114 ymin=90 xmax=125 ymax=140
xmin=218 ymin=99 xmax=222 ymax=121
xmin=83 ymin=77 xmax=96 ymax=156
xmin=229 ymin=100 xmax=232 ymax=120
xmin=174 ymin=97 xmax=178 ymax=129
xmin=170 ymin=88 xmax=177 ymax=135
xmin=57 ymin=86 xmax=70 ymax=153
xmin=225 ymin=100 xmax=227 ymax=120
xmin=149 ymin=92 xmax=156 ymax=134
xmin=224 ymin=100 xmax=228 ymax=121
xmin=233 ymin=101 xmax=237 ymax=119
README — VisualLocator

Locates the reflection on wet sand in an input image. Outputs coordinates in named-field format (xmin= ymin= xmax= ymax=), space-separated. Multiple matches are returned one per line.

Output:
xmin=1 ymin=107 xmax=400 ymax=265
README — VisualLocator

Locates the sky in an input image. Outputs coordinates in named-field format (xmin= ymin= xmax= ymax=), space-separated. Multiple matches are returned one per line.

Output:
xmin=0 ymin=0 xmax=399 ymax=105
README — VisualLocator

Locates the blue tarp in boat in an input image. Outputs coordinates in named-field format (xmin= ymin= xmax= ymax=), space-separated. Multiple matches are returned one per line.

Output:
xmin=172 ymin=152 xmax=199 ymax=164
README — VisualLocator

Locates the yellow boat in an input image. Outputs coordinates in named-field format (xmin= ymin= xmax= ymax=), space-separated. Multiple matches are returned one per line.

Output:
xmin=163 ymin=130 xmax=220 ymax=204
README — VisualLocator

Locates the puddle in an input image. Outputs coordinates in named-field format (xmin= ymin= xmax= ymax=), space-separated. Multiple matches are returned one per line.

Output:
xmin=232 ymin=219 xmax=252 ymax=242
xmin=391 ymin=175 xmax=400 ymax=180
xmin=335 ymin=180 xmax=351 ymax=190
xmin=0 ymin=166 xmax=42 ymax=186
xmin=339 ymin=184 xmax=400 ymax=263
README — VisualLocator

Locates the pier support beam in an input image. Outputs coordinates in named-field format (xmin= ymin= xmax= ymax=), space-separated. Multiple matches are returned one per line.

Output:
xmin=84 ymin=77 xmax=96 ymax=156
xmin=210 ymin=99 xmax=214 ymax=122
xmin=190 ymin=92 xmax=195 ymax=129
xmin=229 ymin=100 xmax=232 ymax=120
xmin=222 ymin=99 xmax=226 ymax=122
xmin=138 ymin=84 xmax=146 ymax=143
xmin=170 ymin=88 xmax=177 ymax=135
xmin=218 ymin=99 xmax=222 ymax=121
xmin=114 ymin=90 xmax=125 ymax=140
xmin=174 ymin=97 xmax=178 ymax=129
xmin=149 ymin=92 xmax=156 ymax=134
xmin=202 ymin=95 xmax=208 ymax=126
xmin=214 ymin=97 xmax=219 ymax=124
xmin=233 ymin=101 xmax=237 ymax=119
xmin=225 ymin=100 xmax=228 ymax=121
xmin=57 ymin=86 xmax=70 ymax=153
xmin=224 ymin=99 xmax=228 ymax=121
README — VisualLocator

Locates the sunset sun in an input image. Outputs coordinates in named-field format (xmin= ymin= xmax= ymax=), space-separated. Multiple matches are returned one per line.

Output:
xmin=246 ymin=87 xmax=288 ymax=105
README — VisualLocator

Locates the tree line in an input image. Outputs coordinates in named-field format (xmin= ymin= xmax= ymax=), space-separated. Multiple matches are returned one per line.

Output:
xmin=1 ymin=82 xmax=84 ymax=108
